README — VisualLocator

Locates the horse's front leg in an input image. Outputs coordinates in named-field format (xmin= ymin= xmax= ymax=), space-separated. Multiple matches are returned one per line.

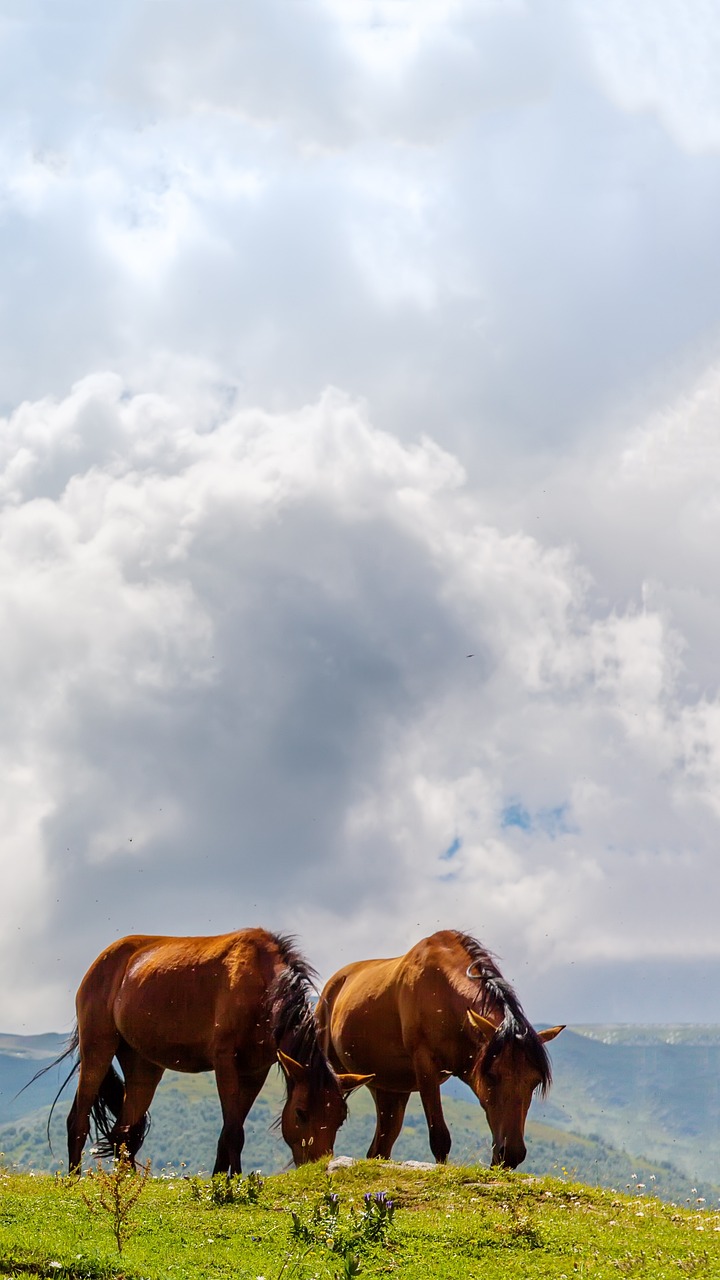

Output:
xmin=213 ymin=1057 xmax=269 ymax=1175
xmin=412 ymin=1047 xmax=452 ymax=1163
xmin=367 ymin=1087 xmax=410 ymax=1160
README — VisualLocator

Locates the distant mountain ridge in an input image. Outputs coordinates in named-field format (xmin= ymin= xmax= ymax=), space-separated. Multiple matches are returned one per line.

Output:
xmin=536 ymin=1025 xmax=720 ymax=1185
xmin=2 ymin=1026 xmax=719 ymax=1199
xmin=0 ymin=1033 xmax=68 ymax=1125
xmin=569 ymin=1025 xmax=720 ymax=1045
xmin=0 ymin=1033 xmax=66 ymax=1059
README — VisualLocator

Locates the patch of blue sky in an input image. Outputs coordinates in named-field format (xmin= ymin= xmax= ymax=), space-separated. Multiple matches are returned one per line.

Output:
xmin=501 ymin=801 xmax=573 ymax=838
xmin=440 ymin=835 xmax=462 ymax=861
xmin=501 ymin=802 xmax=532 ymax=831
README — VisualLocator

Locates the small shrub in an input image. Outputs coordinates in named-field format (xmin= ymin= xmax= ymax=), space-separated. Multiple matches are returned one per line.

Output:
xmin=77 ymin=1145 xmax=151 ymax=1255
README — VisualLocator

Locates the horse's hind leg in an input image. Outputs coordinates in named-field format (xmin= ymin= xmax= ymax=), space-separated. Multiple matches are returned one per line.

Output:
xmin=67 ymin=1033 xmax=120 ymax=1172
xmin=115 ymin=1045 xmax=164 ymax=1165
xmin=366 ymin=1088 xmax=410 ymax=1160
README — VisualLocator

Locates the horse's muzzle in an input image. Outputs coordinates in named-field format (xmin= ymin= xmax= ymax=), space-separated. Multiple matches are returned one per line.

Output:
xmin=491 ymin=1140 xmax=526 ymax=1169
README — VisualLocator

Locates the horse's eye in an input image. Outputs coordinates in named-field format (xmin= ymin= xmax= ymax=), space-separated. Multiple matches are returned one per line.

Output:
xmin=296 ymin=1108 xmax=309 ymax=1124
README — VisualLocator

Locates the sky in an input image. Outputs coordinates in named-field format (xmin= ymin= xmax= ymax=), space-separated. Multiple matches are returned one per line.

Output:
xmin=3 ymin=0 xmax=720 ymax=1031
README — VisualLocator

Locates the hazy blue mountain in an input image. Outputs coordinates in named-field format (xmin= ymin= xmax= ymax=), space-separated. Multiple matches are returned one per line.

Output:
xmin=2 ymin=1026 xmax=720 ymax=1202
xmin=533 ymin=1026 xmax=720 ymax=1184
xmin=0 ymin=1034 xmax=68 ymax=1124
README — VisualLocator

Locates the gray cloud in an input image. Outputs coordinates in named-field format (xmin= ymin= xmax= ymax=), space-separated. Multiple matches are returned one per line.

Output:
xmin=2 ymin=3 xmax=720 ymax=1029
xmin=1 ymin=375 xmax=720 ymax=1029
xmin=2 ymin=0 xmax=720 ymax=461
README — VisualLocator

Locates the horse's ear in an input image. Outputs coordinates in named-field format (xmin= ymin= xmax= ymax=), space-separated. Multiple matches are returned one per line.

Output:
xmin=336 ymin=1072 xmax=374 ymax=1096
xmin=277 ymin=1050 xmax=306 ymax=1083
xmin=537 ymin=1025 xmax=565 ymax=1043
xmin=466 ymin=1009 xmax=496 ymax=1041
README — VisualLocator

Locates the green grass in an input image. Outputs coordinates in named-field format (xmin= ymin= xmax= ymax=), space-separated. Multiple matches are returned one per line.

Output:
xmin=1 ymin=1158 xmax=719 ymax=1279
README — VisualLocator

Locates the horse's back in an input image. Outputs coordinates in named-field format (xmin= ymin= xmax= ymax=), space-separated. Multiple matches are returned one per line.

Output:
xmin=115 ymin=929 xmax=276 ymax=977
xmin=318 ymin=951 xmax=428 ymax=1083
xmin=318 ymin=933 xmax=480 ymax=1084
xmin=76 ymin=935 xmax=159 ymax=1013
xmin=79 ymin=929 xmax=277 ymax=992
xmin=320 ymin=953 xmax=409 ymax=1017
xmin=76 ymin=929 xmax=282 ymax=1071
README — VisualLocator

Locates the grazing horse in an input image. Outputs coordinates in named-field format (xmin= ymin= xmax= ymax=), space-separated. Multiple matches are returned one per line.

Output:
xmin=47 ymin=929 xmax=368 ymax=1174
xmin=316 ymin=929 xmax=564 ymax=1168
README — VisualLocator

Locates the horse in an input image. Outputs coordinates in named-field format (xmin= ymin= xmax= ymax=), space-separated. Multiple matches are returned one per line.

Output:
xmin=315 ymin=929 xmax=564 ymax=1168
xmin=44 ymin=928 xmax=369 ymax=1174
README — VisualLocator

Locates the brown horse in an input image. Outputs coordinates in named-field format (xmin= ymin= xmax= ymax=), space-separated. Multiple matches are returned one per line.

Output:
xmin=316 ymin=929 xmax=564 ymax=1168
xmin=47 ymin=929 xmax=368 ymax=1174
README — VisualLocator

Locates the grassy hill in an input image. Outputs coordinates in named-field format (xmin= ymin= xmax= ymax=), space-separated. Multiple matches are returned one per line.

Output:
xmin=1 ymin=1158 xmax=718 ymax=1279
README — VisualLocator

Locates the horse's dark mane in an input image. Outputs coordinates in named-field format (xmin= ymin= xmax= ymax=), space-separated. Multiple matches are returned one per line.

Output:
xmin=268 ymin=933 xmax=346 ymax=1112
xmin=454 ymin=931 xmax=552 ymax=1096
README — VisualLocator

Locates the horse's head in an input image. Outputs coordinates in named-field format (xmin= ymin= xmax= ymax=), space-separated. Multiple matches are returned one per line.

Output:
xmin=465 ymin=1011 xmax=564 ymax=1168
xmin=277 ymin=1050 xmax=372 ymax=1165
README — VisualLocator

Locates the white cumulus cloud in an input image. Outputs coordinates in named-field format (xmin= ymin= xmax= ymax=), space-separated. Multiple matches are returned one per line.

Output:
xmin=2 ymin=370 xmax=720 ymax=1027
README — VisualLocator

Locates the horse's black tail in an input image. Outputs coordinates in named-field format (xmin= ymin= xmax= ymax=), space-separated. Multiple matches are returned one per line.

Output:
xmin=17 ymin=1025 xmax=81 ymax=1153
xmin=18 ymin=1026 xmax=150 ymax=1161
xmin=89 ymin=1059 xmax=152 ymax=1160
xmin=89 ymin=1060 xmax=125 ymax=1157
